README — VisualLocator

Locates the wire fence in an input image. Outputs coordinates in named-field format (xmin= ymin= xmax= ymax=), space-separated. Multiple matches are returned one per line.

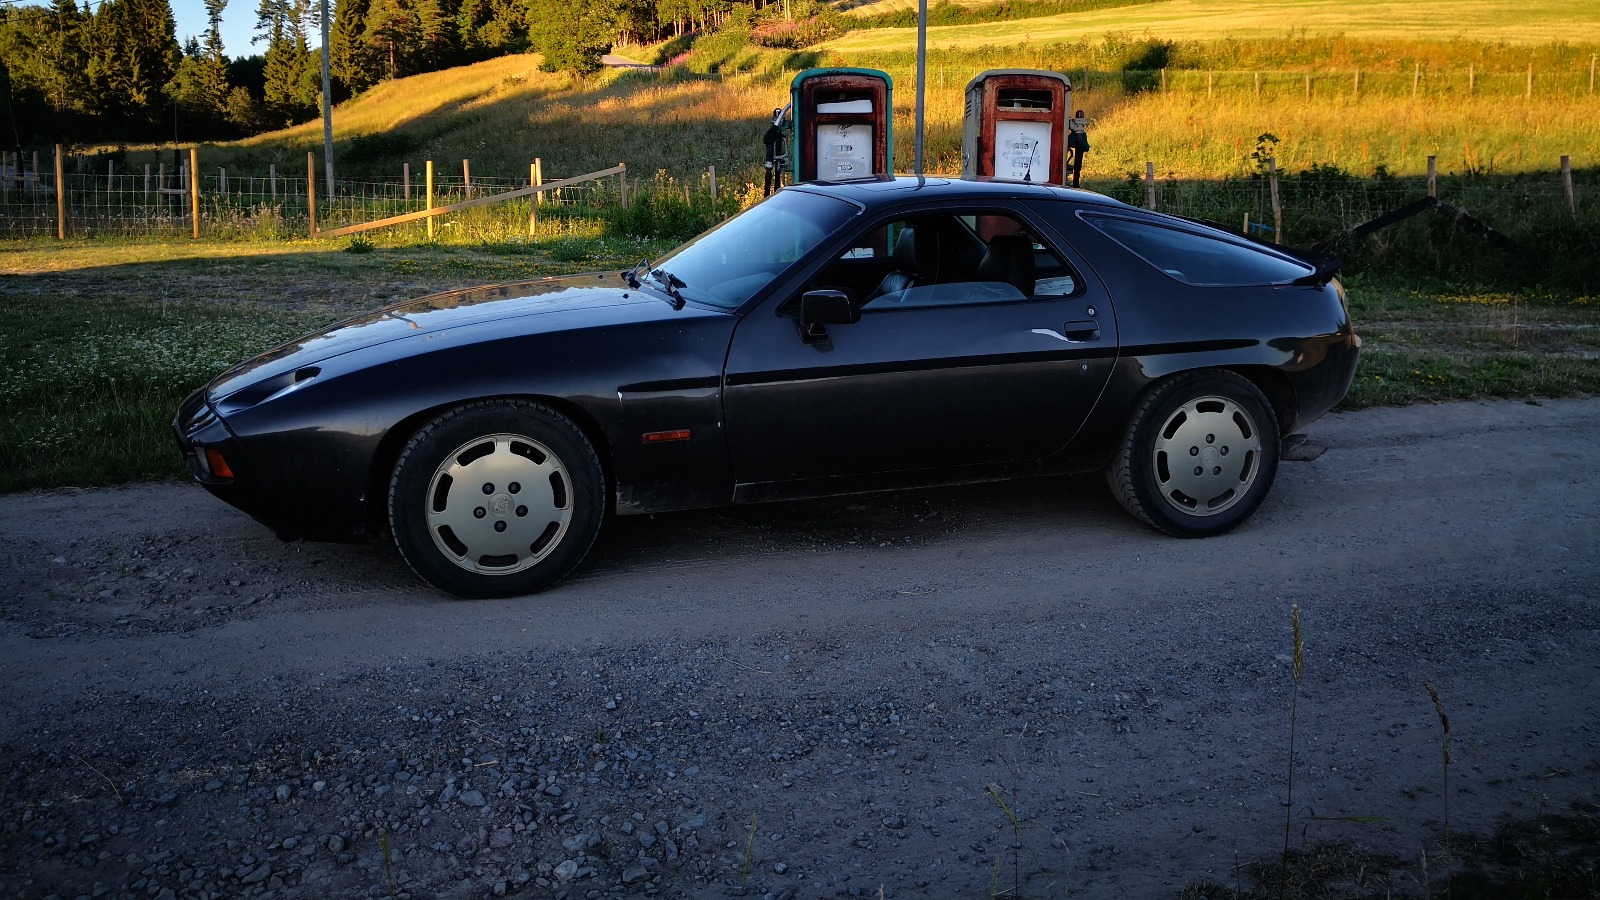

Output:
xmin=0 ymin=163 xmax=633 ymax=241
xmin=1 ymin=154 xmax=1586 ymax=245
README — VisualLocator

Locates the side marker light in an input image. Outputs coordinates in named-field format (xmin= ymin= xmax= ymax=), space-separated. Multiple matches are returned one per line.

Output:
xmin=205 ymin=447 xmax=235 ymax=478
xmin=642 ymin=429 xmax=692 ymax=444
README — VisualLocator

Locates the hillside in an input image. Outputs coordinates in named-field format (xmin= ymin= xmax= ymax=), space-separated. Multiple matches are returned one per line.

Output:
xmin=825 ymin=0 xmax=1600 ymax=48
xmin=130 ymin=0 xmax=1600 ymax=190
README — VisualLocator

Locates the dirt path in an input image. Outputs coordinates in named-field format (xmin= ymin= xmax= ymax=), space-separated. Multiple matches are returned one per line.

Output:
xmin=2 ymin=398 xmax=1597 ymax=899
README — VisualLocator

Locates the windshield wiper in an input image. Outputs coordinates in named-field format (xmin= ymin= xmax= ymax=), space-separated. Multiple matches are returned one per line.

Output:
xmin=621 ymin=257 xmax=648 ymax=289
xmin=648 ymin=268 xmax=687 ymax=309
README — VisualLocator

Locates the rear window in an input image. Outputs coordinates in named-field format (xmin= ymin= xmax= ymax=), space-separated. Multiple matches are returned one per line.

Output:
xmin=1085 ymin=215 xmax=1311 ymax=286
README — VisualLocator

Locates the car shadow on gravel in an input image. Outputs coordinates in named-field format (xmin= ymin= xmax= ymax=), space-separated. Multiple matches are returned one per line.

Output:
xmin=578 ymin=472 xmax=1121 ymax=579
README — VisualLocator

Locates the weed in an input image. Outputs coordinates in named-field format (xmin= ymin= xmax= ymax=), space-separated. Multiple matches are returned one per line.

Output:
xmin=1424 ymin=682 xmax=1454 ymax=900
xmin=345 ymin=236 xmax=376 ymax=254
xmin=1280 ymin=604 xmax=1305 ymax=898
xmin=740 ymin=813 xmax=758 ymax=884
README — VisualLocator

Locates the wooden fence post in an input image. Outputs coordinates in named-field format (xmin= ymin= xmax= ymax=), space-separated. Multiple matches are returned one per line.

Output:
xmin=403 ymin=162 xmax=410 ymax=202
xmin=54 ymin=144 xmax=65 ymax=240
xmin=1561 ymin=155 xmax=1576 ymax=217
xmin=1268 ymin=157 xmax=1282 ymax=244
xmin=1526 ymin=63 xmax=1533 ymax=99
xmin=1468 ymin=65 xmax=1474 ymax=95
xmin=220 ymin=167 xmax=227 ymax=194
xmin=1353 ymin=67 xmax=1360 ymax=100
xmin=425 ymin=160 xmax=434 ymax=240
xmin=528 ymin=161 xmax=538 ymax=236
xmin=619 ymin=162 xmax=628 ymax=208
xmin=1427 ymin=155 xmax=1437 ymax=198
xmin=462 ymin=158 xmax=471 ymax=200
xmin=709 ymin=164 xmax=717 ymax=201
xmin=270 ymin=163 xmax=277 ymax=200
xmin=106 ymin=159 xmax=114 ymax=192
xmin=1591 ymin=54 xmax=1596 ymax=94
xmin=1305 ymin=72 xmax=1311 ymax=101
xmin=190 ymin=147 xmax=201 ymax=239
xmin=1254 ymin=72 xmax=1261 ymax=100
xmin=1207 ymin=70 xmax=1213 ymax=98
xmin=143 ymin=163 xmax=150 ymax=200
xmin=1413 ymin=62 xmax=1420 ymax=98
xmin=1144 ymin=161 xmax=1155 ymax=210
xmin=1160 ymin=68 xmax=1166 ymax=92
xmin=307 ymin=151 xmax=317 ymax=237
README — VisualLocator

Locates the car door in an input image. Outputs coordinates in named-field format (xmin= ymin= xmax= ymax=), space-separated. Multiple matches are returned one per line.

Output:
xmin=722 ymin=204 xmax=1119 ymax=487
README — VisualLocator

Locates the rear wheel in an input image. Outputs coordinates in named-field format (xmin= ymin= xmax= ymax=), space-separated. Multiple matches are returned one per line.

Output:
xmin=1106 ymin=371 xmax=1280 ymax=537
xmin=389 ymin=400 xmax=604 ymax=598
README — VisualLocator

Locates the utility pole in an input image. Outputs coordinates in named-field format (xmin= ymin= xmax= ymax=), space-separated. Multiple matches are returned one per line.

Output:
xmin=321 ymin=0 xmax=334 ymax=202
xmin=914 ymin=0 xmax=927 ymax=176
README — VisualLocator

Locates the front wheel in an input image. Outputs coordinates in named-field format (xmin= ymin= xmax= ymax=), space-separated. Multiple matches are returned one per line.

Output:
xmin=389 ymin=400 xmax=605 ymax=598
xmin=1106 ymin=371 xmax=1280 ymax=537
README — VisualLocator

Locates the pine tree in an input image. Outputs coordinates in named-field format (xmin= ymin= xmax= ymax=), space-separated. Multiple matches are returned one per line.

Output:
xmin=86 ymin=0 xmax=180 ymax=132
xmin=255 ymin=0 xmax=314 ymax=125
xmin=331 ymin=0 xmax=381 ymax=92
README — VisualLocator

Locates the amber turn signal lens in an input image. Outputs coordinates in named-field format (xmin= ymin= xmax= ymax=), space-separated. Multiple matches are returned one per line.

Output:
xmin=641 ymin=429 xmax=691 ymax=444
xmin=205 ymin=447 xmax=235 ymax=479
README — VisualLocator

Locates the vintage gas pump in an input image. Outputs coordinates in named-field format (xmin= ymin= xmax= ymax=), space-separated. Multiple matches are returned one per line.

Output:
xmin=789 ymin=68 xmax=893 ymax=183
xmin=961 ymin=69 xmax=1073 ymax=185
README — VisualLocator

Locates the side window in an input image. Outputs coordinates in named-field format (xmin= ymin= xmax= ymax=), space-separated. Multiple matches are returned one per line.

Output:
xmin=827 ymin=211 xmax=1080 ymax=311
xmin=1084 ymin=215 xmax=1312 ymax=286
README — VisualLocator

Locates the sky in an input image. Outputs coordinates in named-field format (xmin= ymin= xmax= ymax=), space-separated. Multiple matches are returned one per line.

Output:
xmin=170 ymin=0 xmax=290 ymax=60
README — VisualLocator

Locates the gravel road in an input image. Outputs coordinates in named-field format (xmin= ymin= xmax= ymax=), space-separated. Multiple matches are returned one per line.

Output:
xmin=3 ymin=398 xmax=1597 ymax=900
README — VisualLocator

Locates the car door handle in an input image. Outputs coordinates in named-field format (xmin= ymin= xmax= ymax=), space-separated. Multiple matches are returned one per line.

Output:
xmin=1062 ymin=321 xmax=1100 ymax=342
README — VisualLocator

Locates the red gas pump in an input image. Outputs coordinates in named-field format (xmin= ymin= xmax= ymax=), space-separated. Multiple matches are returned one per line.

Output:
xmin=961 ymin=69 xmax=1073 ymax=186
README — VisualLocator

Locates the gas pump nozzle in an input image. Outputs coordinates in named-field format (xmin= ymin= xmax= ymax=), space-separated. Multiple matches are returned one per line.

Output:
xmin=762 ymin=103 xmax=792 ymax=196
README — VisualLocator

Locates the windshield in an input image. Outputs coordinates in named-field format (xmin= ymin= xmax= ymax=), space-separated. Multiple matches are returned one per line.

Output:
xmin=647 ymin=189 xmax=860 ymax=309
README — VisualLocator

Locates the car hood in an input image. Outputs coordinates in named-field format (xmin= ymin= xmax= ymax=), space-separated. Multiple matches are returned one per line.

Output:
xmin=207 ymin=274 xmax=690 ymax=402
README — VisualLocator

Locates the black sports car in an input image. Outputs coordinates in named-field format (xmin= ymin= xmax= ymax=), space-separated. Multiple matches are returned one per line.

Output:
xmin=175 ymin=177 xmax=1359 ymax=598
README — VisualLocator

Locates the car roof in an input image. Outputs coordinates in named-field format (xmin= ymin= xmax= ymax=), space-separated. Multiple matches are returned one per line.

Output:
xmin=788 ymin=175 xmax=1132 ymax=211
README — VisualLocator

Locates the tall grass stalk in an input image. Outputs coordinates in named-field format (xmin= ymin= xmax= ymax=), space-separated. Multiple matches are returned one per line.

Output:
xmin=1424 ymin=682 xmax=1453 ymax=900
xmin=986 ymin=783 xmax=1023 ymax=897
xmin=1280 ymin=604 xmax=1304 ymax=899
xmin=740 ymin=813 xmax=759 ymax=884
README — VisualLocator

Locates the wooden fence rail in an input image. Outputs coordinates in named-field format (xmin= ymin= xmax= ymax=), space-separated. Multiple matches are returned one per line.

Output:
xmin=316 ymin=163 xmax=626 ymax=239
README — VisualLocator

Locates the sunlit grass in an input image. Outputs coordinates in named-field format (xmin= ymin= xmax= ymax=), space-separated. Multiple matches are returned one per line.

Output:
xmin=823 ymin=0 xmax=1600 ymax=50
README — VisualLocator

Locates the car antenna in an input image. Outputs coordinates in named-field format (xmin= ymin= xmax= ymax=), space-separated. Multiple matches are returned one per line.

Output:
xmin=1022 ymin=140 xmax=1038 ymax=183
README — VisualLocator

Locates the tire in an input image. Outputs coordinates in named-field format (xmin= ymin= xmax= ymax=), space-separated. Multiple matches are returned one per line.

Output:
xmin=1105 ymin=371 xmax=1280 ymax=537
xmin=388 ymin=400 xmax=605 ymax=598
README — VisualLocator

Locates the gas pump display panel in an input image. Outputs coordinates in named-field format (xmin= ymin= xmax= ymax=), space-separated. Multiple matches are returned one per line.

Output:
xmin=993 ymin=120 xmax=1052 ymax=182
xmin=817 ymin=121 xmax=874 ymax=181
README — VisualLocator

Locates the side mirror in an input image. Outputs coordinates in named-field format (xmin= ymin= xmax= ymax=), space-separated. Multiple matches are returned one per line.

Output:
xmin=800 ymin=290 xmax=859 ymax=327
xmin=799 ymin=289 xmax=857 ymax=345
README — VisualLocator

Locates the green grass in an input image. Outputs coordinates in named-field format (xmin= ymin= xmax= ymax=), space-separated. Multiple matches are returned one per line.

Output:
xmin=0 ymin=236 xmax=670 ymax=492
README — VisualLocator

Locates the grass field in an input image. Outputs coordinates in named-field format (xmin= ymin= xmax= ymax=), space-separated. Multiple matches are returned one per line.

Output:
xmin=824 ymin=0 xmax=1600 ymax=49
xmin=3 ymin=235 xmax=1597 ymax=492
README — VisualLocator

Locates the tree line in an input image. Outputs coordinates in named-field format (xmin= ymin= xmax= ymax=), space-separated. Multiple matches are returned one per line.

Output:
xmin=0 ymin=0 xmax=809 ymax=146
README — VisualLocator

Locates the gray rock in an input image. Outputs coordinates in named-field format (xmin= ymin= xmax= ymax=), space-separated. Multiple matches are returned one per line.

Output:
xmin=553 ymin=860 xmax=579 ymax=882
xmin=490 ymin=828 xmax=513 ymax=849
xmin=459 ymin=790 xmax=487 ymax=808
xmin=621 ymin=864 xmax=649 ymax=885
xmin=239 ymin=863 xmax=272 ymax=885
